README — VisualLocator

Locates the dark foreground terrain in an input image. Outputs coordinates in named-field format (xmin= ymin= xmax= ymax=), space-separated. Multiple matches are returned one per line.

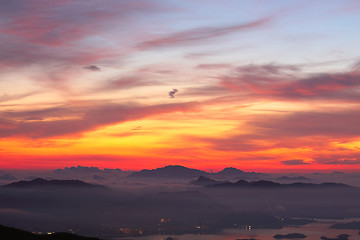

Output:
xmin=0 ymin=225 xmax=100 ymax=240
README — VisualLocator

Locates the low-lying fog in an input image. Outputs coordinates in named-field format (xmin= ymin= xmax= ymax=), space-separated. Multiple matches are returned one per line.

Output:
xmin=0 ymin=166 xmax=360 ymax=237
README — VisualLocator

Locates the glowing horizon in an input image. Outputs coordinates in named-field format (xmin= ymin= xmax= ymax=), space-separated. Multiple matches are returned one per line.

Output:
xmin=1 ymin=0 xmax=360 ymax=172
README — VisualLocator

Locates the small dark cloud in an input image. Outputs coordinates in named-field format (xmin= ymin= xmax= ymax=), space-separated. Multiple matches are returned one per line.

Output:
xmin=169 ymin=88 xmax=179 ymax=98
xmin=281 ymin=159 xmax=309 ymax=165
xmin=84 ymin=65 xmax=101 ymax=71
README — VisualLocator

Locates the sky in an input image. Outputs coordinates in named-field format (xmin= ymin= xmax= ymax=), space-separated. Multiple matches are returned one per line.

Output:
xmin=1 ymin=0 xmax=360 ymax=172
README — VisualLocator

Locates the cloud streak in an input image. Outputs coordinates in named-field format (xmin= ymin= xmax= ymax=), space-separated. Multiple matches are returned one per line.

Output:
xmin=138 ymin=17 xmax=272 ymax=49
xmin=281 ymin=159 xmax=309 ymax=165
xmin=0 ymin=101 xmax=199 ymax=138
xmin=215 ymin=63 xmax=360 ymax=102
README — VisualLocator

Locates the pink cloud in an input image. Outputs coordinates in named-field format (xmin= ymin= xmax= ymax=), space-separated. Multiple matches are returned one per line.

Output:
xmin=137 ymin=17 xmax=272 ymax=49
xmin=0 ymin=101 xmax=199 ymax=138
xmin=0 ymin=0 xmax=164 ymax=47
xmin=218 ymin=63 xmax=360 ymax=101
xmin=195 ymin=64 xmax=232 ymax=69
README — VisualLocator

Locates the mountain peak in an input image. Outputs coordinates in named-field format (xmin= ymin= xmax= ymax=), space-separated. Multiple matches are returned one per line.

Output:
xmin=128 ymin=165 xmax=207 ymax=179
xmin=220 ymin=167 xmax=245 ymax=173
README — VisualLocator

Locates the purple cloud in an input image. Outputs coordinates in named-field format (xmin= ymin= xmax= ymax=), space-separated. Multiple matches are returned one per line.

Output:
xmin=138 ymin=17 xmax=272 ymax=49
xmin=0 ymin=101 xmax=199 ymax=138
xmin=281 ymin=159 xmax=309 ymax=165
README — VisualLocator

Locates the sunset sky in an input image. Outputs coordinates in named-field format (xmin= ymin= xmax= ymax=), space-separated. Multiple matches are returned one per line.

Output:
xmin=1 ymin=0 xmax=360 ymax=171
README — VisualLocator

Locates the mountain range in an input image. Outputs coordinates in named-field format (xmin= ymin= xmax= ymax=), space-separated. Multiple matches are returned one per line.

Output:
xmin=127 ymin=165 xmax=266 ymax=179
xmin=2 ymin=178 xmax=106 ymax=189
xmin=205 ymin=178 xmax=355 ymax=189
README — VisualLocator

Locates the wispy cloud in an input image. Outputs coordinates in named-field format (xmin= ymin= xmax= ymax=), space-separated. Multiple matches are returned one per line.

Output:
xmin=281 ymin=159 xmax=309 ymax=165
xmin=218 ymin=63 xmax=360 ymax=102
xmin=137 ymin=17 xmax=272 ymax=49
xmin=0 ymin=101 xmax=199 ymax=138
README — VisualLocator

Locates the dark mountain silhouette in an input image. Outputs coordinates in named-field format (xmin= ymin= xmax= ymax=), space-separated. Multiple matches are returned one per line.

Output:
xmin=128 ymin=165 xmax=207 ymax=179
xmin=214 ymin=167 xmax=266 ymax=179
xmin=190 ymin=176 xmax=220 ymax=186
xmin=329 ymin=221 xmax=360 ymax=230
xmin=277 ymin=176 xmax=310 ymax=181
xmin=3 ymin=178 xmax=106 ymax=189
xmin=54 ymin=166 xmax=102 ymax=174
xmin=251 ymin=180 xmax=282 ymax=188
xmin=216 ymin=167 xmax=244 ymax=175
xmin=207 ymin=179 xmax=356 ymax=189
xmin=127 ymin=165 xmax=269 ymax=180
xmin=282 ymin=218 xmax=316 ymax=226
xmin=321 ymin=234 xmax=349 ymax=240
xmin=0 ymin=225 xmax=100 ymax=240
xmin=273 ymin=233 xmax=307 ymax=239
xmin=207 ymin=179 xmax=281 ymax=188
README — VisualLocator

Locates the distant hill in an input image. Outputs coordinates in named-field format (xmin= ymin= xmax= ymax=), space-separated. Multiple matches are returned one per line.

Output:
xmin=0 ymin=225 xmax=101 ymax=240
xmin=329 ymin=221 xmax=360 ymax=230
xmin=54 ymin=166 xmax=103 ymax=174
xmin=207 ymin=179 xmax=356 ymax=189
xmin=128 ymin=165 xmax=207 ymax=179
xmin=277 ymin=176 xmax=310 ymax=181
xmin=127 ymin=165 xmax=268 ymax=180
xmin=214 ymin=167 xmax=266 ymax=179
xmin=190 ymin=176 xmax=225 ymax=186
xmin=3 ymin=178 xmax=106 ymax=189
xmin=273 ymin=233 xmax=307 ymax=239
xmin=208 ymin=179 xmax=281 ymax=188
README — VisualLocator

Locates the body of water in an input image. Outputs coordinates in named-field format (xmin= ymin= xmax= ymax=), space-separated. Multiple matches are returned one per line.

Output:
xmin=112 ymin=219 xmax=360 ymax=240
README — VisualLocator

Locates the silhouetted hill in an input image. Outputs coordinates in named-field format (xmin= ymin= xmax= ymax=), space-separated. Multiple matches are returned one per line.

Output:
xmin=190 ymin=176 xmax=220 ymax=186
xmin=3 ymin=178 xmax=106 ymax=189
xmin=251 ymin=180 xmax=282 ymax=188
xmin=329 ymin=221 xmax=360 ymax=230
xmin=128 ymin=165 xmax=207 ymax=179
xmin=282 ymin=218 xmax=316 ymax=226
xmin=214 ymin=167 xmax=266 ymax=179
xmin=277 ymin=176 xmax=310 ymax=181
xmin=321 ymin=234 xmax=349 ymax=240
xmin=208 ymin=179 xmax=281 ymax=188
xmin=54 ymin=166 xmax=102 ymax=174
xmin=216 ymin=167 xmax=244 ymax=175
xmin=0 ymin=225 xmax=101 ymax=240
xmin=273 ymin=233 xmax=307 ymax=239
xmin=207 ymin=179 xmax=356 ymax=189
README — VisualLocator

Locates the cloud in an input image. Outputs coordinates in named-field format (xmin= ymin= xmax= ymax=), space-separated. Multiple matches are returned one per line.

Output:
xmin=0 ymin=0 xmax=164 ymax=47
xmin=252 ymin=110 xmax=360 ymax=138
xmin=0 ymin=101 xmax=198 ymax=138
xmin=281 ymin=159 xmax=309 ymax=165
xmin=169 ymin=88 xmax=179 ymax=98
xmin=137 ymin=17 xmax=272 ymax=49
xmin=218 ymin=63 xmax=360 ymax=102
xmin=315 ymin=155 xmax=360 ymax=165
xmin=195 ymin=64 xmax=232 ymax=69
xmin=84 ymin=65 xmax=101 ymax=71
xmin=0 ymin=91 xmax=39 ymax=103
xmin=98 ymin=76 xmax=158 ymax=91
